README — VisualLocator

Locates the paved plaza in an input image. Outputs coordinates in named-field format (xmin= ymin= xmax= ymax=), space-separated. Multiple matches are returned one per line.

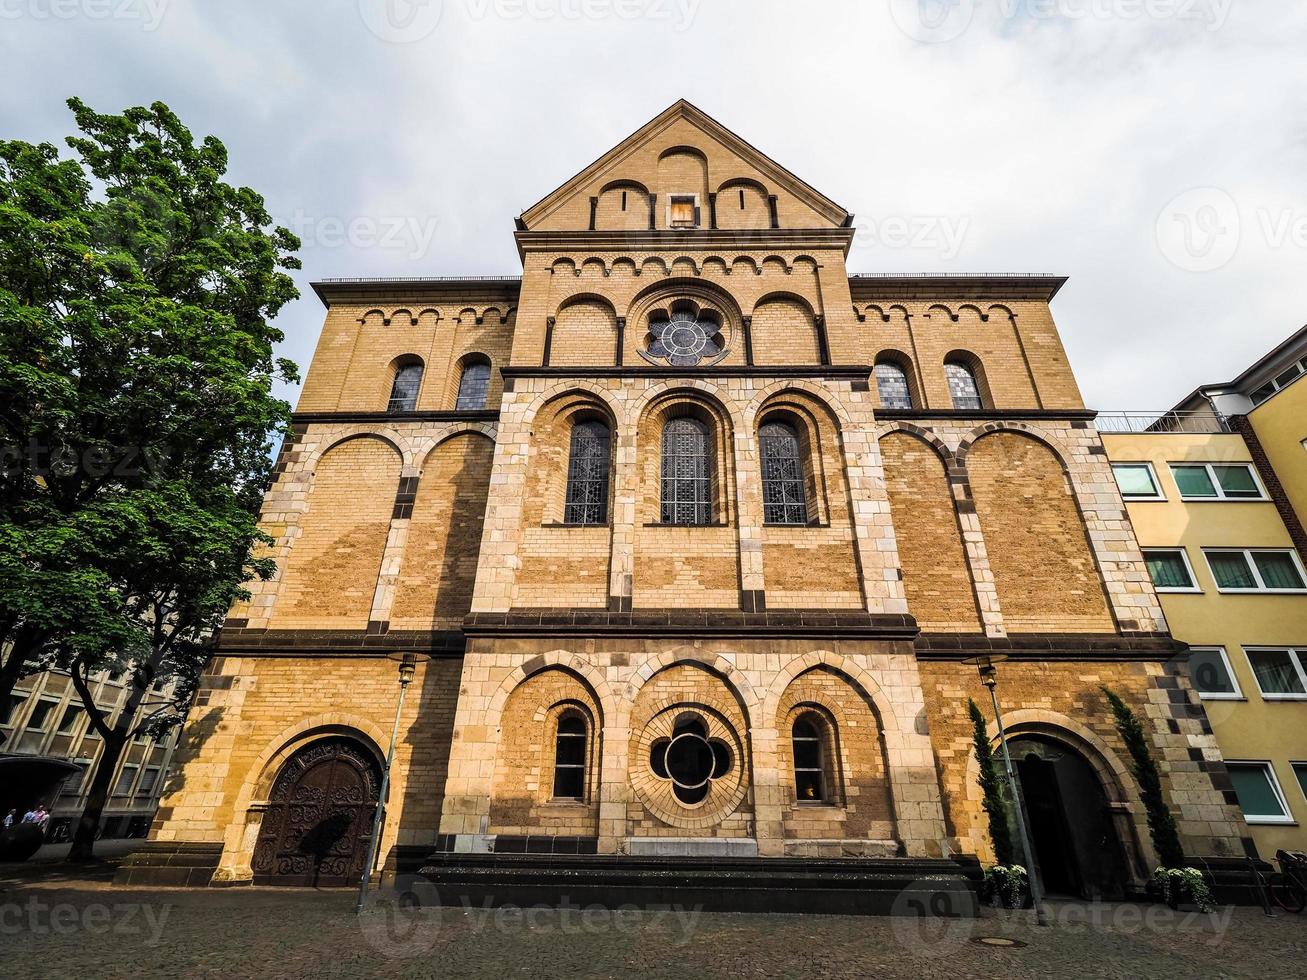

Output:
xmin=1 ymin=875 xmax=1304 ymax=979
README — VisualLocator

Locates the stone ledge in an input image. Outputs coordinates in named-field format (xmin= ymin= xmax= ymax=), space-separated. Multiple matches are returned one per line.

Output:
xmin=211 ymin=628 xmax=467 ymax=657
xmin=463 ymin=609 xmax=919 ymax=640
xmin=914 ymin=632 xmax=1186 ymax=661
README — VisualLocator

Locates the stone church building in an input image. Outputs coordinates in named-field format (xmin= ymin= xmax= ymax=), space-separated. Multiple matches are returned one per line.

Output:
xmin=122 ymin=102 xmax=1248 ymax=903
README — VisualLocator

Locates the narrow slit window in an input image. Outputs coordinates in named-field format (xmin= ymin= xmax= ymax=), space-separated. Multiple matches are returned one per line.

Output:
xmin=792 ymin=717 xmax=826 ymax=802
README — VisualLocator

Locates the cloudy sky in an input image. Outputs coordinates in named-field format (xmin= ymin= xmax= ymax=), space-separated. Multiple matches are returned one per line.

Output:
xmin=4 ymin=0 xmax=1305 ymax=409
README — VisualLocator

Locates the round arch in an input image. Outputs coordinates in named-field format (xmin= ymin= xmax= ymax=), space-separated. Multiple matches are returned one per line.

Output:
xmin=761 ymin=652 xmax=901 ymax=735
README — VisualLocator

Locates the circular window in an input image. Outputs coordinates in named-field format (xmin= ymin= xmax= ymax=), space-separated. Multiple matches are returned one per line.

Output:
xmin=644 ymin=303 xmax=726 ymax=367
xmin=647 ymin=713 xmax=733 ymax=805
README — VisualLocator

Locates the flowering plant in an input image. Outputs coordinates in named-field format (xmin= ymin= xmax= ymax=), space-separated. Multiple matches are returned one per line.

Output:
xmin=1151 ymin=866 xmax=1215 ymax=912
xmin=983 ymin=864 xmax=1029 ymax=909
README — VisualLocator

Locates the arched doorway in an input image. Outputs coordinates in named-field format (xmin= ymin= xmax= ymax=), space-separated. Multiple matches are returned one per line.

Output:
xmin=252 ymin=738 xmax=381 ymax=887
xmin=1008 ymin=735 xmax=1130 ymax=900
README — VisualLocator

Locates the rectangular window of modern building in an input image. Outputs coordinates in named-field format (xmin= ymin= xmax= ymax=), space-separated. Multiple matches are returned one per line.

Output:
xmin=2 ymin=694 xmax=24 ymax=726
xmin=56 ymin=704 xmax=84 ymax=734
xmin=1244 ymin=648 xmax=1307 ymax=699
xmin=137 ymin=767 xmax=160 ymax=796
xmin=1170 ymin=463 xmax=1265 ymax=500
xmin=1112 ymin=463 xmax=1164 ymax=500
xmin=1142 ymin=548 xmax=1199 ymax=592
xmin=1226 ymin=762 xmax=1293 ymax=824
xmin=112 ymin=764 xmax=139 ymax=798
xmin=1250 ymin=357 xmax=1307 ymax=405
xmin=26 ymin=698 xmax=59 ymax=732
xmin=1205 ymin=549 xmax=1307 ymax=593
xmin=1188 ymin=647 xmax=1242 ymax=699
xmin=1294 ymin=762 xmax=1307 ymax=804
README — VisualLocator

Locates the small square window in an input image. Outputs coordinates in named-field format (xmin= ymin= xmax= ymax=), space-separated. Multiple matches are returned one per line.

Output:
xmin=1172 ymin=465 xmax=1217 ymax=498
xmin=1245 ymin=649 xmax=1307 ymax=698
xmin=26 ymin=699 xmax=58 ymax=732
xmin=1112 ymin=463 xmax=1163 ymax=500
xmin=1188 ymin=648 xmax=1241 ymax=699
xmin=1252 ymin=552 xmax=1307 ymax=590
xmin=1212 ymin=465 xmax=1262 ymax=498
xmin=1142 ymin=549 xmax=1198 ymax=591
xmin=57 ymin=704 xmax=84 ymax=734
xmin=1226 ymin=762 xmax=1293 ymax=823
xmin=669 ymin=195 xmax=697 ymax=228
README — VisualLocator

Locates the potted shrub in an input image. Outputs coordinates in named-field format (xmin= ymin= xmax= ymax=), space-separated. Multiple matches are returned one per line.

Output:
xmin=968 ymin=700 xmax=1031 ymax=909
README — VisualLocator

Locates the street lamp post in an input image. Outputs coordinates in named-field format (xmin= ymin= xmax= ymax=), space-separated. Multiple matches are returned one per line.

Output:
xmin=962 ymin=654 xmax=1050 ymax=927
xmin=355 ymin=651 xmax=428 ymax=915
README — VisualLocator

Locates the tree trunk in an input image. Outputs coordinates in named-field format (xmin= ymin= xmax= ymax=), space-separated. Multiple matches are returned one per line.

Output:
xmin=0 ymin=626 xmax=45 ymax=745
xmin=69 ymin=671 xmax=150 ymax=862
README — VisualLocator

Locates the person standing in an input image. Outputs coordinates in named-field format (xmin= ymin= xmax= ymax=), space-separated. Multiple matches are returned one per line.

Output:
xmin=2 ymin=809 xmax=15 ymax=829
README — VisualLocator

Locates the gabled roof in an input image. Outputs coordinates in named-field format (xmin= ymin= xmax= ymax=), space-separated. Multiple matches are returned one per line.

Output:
xmin=518 ymin=99 xmax=851 ymax=229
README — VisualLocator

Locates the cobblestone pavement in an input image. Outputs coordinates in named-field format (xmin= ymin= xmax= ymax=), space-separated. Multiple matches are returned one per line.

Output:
xmin=1 ymin=880 xmax=1303 ymax=979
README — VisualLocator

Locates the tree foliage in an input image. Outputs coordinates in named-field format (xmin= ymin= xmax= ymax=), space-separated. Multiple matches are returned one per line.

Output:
xmin=1102 ymin=686 xmax=1186 ymax=869
xmin=968 ymin=698 xmax=1016 ymax=866
xmin=0 ymin=98 xmax=299 ymax=857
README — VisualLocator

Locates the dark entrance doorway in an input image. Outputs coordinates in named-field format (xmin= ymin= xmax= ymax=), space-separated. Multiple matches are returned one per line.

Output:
xmin=252 ymin=738 xmax=381 ymax=887
xmin=1008 ymin=735 xmax=1129 ymax=901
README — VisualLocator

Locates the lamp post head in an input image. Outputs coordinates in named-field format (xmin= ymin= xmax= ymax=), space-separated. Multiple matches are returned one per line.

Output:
xmin=961 ymin=654 xmax=1009 ymax=690
xmin=387 ymin=651 xmax=430 ymax=687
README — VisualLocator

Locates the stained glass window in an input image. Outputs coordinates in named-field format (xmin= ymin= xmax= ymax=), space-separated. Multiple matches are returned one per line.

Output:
xmin=387 ymin=362 xmax=423 ymax=413
xmin=661 ymin=417 xmax=711 ymax=525
xmin=564 ymin=420 xmax=610 ymax=525
xmin=645 ymin=308 xmax=723 ymax=367
xmin=874 ymin=361 xmax=913 ymax=410
xmin=760 ymin=421 xmax=808 ymax=525
xmin=455 ymin=362 xmax=490 ymax=410
xmin=945 ymin=360 xmax=983 ymax=410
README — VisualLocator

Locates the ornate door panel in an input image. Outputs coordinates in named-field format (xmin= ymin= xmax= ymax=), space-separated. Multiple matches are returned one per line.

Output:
xmin=252 ymin=738 xmax=380 ymax=887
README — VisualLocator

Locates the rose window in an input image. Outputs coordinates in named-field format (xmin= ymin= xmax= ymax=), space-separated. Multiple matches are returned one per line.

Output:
xmin=648 ymin=712 xmax=733 ymax=805
xmin=644 ymin=302 xmax=726 ymax=367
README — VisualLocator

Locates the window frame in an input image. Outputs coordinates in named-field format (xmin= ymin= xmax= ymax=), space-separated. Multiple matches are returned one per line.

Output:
xmin=1203 ymin=548 xmax=1307 ymax=594
xmin=667 ymin=193 xmax=700 ymax=229
xmin=873 ymin=360 xmax=915 ymax=410
xmin=791 ymin=713 xmax=833 ymax=806
xmin=759 ymin=420 xmax=810 ymax=527
xmin=944 ymin=359 xmax=984 ymax=411
xmin=1169 ymin=462 xmax=1266 ymax=501
xmin=1225 ymin=760 xmax=1295 ymax=825
xmin=385 ymin=360 xmax=424 ymax=414
xmin=1292 ymin=762 xmax=1307 ymax=806
xmin=659 ymin=416 xmax=714 ymax=526
xmin=550 ymin=711 xmax=589 ymax=803
xmin=1141 ymin=547 xmax=1202 ymax=593
xmin=1243 ymin=647 xmax=1307 ymax=701
xmin=1187 ymin=646 xmax=1244 ymax=701
xmin=454 ymin=360 xmax=492 ymax=411
xmin=1112 ymin=462 xmax=1165 ymax=501
xmin=562 ymin=418 xmax=612 ymax=527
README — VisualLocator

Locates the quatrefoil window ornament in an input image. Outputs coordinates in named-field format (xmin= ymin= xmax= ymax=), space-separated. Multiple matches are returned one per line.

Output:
xmin=644 ymin=302 xmax=726 ymax=367
xmin=648 ymin=712 xmax=733 ymax=805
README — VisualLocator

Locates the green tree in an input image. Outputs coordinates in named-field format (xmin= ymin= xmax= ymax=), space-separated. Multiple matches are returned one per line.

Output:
xmin=968 ymin=698 xmax=1015 ymax=865
xmin=0 ymin=98 xmax=299 ymax=858
xmin=1102 ymin=686 xmax=1185 ymax=869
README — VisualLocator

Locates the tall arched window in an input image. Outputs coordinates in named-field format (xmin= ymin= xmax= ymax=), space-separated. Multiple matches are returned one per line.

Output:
xmin=552 ymin=713 xmax=587 ymax=800
xmin=387 ymin=362 xmax=423 ymax=413
xmin=455 ymin=361 xmax=491 ymax=410
xmin=792 ymin=715 xmax=826 ymax=802
xmin=661 ymin=417 xmax=711 ymax=525
xmin=564 ymin=420 xmax=611 ymax=525
xmin=945 ymin=360 xmax=983 ymax=410
xmin=760 ymin=421 xmax=808 ymax=525
xmin=874 ymin=361 xmax=913 ymax=410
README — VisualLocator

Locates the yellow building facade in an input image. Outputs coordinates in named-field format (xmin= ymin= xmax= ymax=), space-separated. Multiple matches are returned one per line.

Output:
xmin=1103 ymin=326 xmax=1307 ymax=859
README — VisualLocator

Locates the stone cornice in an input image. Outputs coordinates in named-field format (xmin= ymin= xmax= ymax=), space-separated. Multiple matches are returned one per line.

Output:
xmin=502 ymin=366 xmax=871 ymax=381
xmin=848 ymin=274 xmax=1068 ymax=302
xmin=290 ymin=410 xmax=500 ymax=424
xmin=463 ymin=609 xmax=920 ymax=641
xmin=914 ymin=632 xmax=1185 ymax=662
xmin=515 ymin=227 xmax=855 ymax=258
xmin=874 ymin=408 xmax=1097 ymax=422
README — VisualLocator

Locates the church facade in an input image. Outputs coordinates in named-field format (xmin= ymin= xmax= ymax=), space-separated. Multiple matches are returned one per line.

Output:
xmin=123 ymin=102 xmax=1248 ymax=898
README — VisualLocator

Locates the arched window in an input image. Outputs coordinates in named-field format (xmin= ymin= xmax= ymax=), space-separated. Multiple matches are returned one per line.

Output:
xmin=760 ymin=421 xmax=808 ymax=525
xmin=660 ymin=417 xmax=711 ymax=525
xmin=387 ymin=362 xmax=423 ymax=413
xmin=552 ymin=713 xmax=587 ymax=800
xmin=874 ymin=361 xmax=913 ymax=410
xmin=455 ymin=361 xmax=491 ymax=410
xmin=945 ymin=360 xmax=983 ymax=410
xmin=564 ymin=420 xmax=611 ymax=525
xmin=792 ymin=715 xmax=826 ymax=802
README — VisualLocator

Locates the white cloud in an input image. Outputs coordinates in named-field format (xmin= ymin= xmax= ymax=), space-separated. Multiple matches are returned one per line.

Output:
xmin=2 ymin=0 xmax=1304 ymax=408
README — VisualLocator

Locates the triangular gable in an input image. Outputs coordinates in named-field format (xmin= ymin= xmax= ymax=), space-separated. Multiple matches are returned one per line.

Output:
xmin=519 ymin=100 xmax=850 ymax=231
